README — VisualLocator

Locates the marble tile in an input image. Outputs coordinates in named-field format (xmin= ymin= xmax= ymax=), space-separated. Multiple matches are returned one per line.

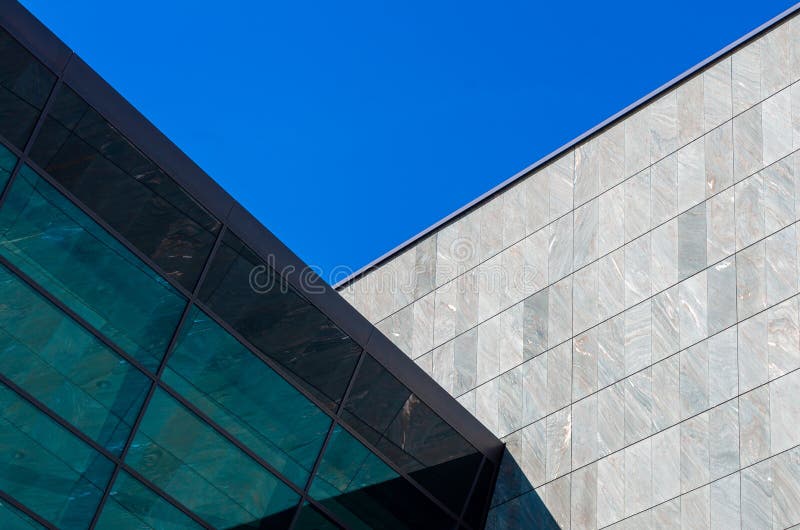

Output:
xmin=392 ymin=247 xmax=417 ymax=310
xmin=679 ymin=74 xmax=705 ymax=146
xmin=524 ymin=170 xmax=549 ymax=235
xmin=572 ymin=328 xmax=598 ymax=401
xmin=652 ymin=498 xmax=681 ymax=530
xmin=502 ymin=241 xmax=526 ymax=307
xmin=709 ymin=399 xmax=740 ymax=480
xmin=549 ymin=213 xmax=573 ymax=283
xmin=626 ymin=106 xmax=652 ymax=178
xmin=708 ymin=327 xmax=739 ymax=407
xmin=573 ymin=261 xmax=598 ymax=335
xmin=599 ymin=122 xmax=626 ymax=192
xmin=763 ymin=89 xmax=793 ymax=168
xmin=478 ymin=254 xmax=504 ymax=322
xmin=651 ymin=91 xmax=679 ymax=161
xmin=625 ymin=234 xmax=652 ymax=308
xmin=763 ymin=151 xmax=795 ymax=237
xmin=522 ymin=354 xmax=548 ymax=425
xmin=625 ymin=168 xmax=651 ymax=242
xmin=681 ymin=411 xmax=710 ymax=493
xmin=498 ymin=365 xmax=523 ymax=437
xmin=546 ymin=406 xmax=572 ymax=481
xmin=503 ymin=182 xmax=527 ymax=247
xmin=548 ymin=151 xmax=574 ymax=222
xmin=598 ymin=381 xmax=625 ymax=456
xmin=547 ymin=341 xmax=572 ymax=414
xmin=411 ymin=292 xmax=435 ymax=358
xmin=739 ymin=385 xmax=771 ymax=466
xmin=571 ymin=393 xmax=598 ymax=468
xmin=765 ymin=224 xmax=798 ymax=307
xmin=704 ymin=57 xmax=733 ymax=132
xmin=476 ymin=316 xmax=501 ymax=384
xmin=735 ymin=171 xmax=766 ymax=250
xmin=598 ymin=248 xmax=625 ymax=322
xmin=457 ymin=388 xmax=476 ymax=415
xmin=415 ymin=351 xmax=433 ymax=376
xmin=706 ymin=187 xmax=736 ymax=265
xmin=523 ymin=288 xmax=548 ymax=360
xmin=377 ymin=304 xmax=413 ymax=355
xmin=707 ymin=258 xmax=737 ymax=336
xmin=736 ymin=240 xmax=767 ymax=321
xmin=710 ymin=473 xmax=741 ymax=530
xmin=599 ymin=183 xmax=626 ymax=256
xmin=498 ymin=304 xmax=524 ymax=374
xmin=495 ymin=429 xmax=534 ymax=505
xmin=741 ymin=459 xmax=773 ymax=529
xmin=652 ymin=287 xmax=681 ymax=363
xmin=475 ymin=378 xmax=499 ymax=434
xmin=793 ymin=83 xmax=800 ymax=151
xmin=732 ymin=37 xmax=761 ymax=115
xmin=681 ymin=485 xmax=710 ymax=530
xmin=651 ymin=219 xmax=679 ymax=293
xmin=455 ymin=268 xmax=479 ymax=334
xmin=738 ymin=311 xmax=769 ymax=393
xmin=431 ymin=340 xmax=455 ymax=395
xmin=652 ymin=354 xmax=681 ymax=431
xmin=547 ymin=277 xmax=572 ymax=349
xmin=574 ymin=198 xmax=599 ymax=270
xmin=678 ymin=202 xmax=707 ymax=280
xmin=521 ymin=226 xmax=549 ymax=297
xmin=435 ymin=222 xmax=460 ymax=287
xmin=705 ymin=121 xmax=734 ymax=198
xmin=680 ymin=341 xmax=710 ymax=419
xmin=575 ymin=138 xmax=600 ymax=206
xmin=453 ymin=328 xmax=477 ymax=395
xmin=625 ymin=437 xmax=652 ymax=517
xmin=414 ymin=235 xmax=437 ymax=298
xmin=479 ymin=196 xmax=504 ymax=263
xmin=651 ymin=153 xmax=679 ymax=226
xmin=543 ymin=474 xmax=571 ymax=530
xmin=677 ymin=137 xmax=706 ymax=213
xmin=598 ymin=314 xmax=625 ymax=387
xmin=598 ymin=451 xmax=625 ymax=528
xmin=433 ymin=281 xmax=457 ymax=346
xmin=571 ymin=463 xmax=597 ymax=530
xmin=733 ymin=105 xmax=764 ymax=183
xmin=625 ymin=368 xmax=653 ymax=445
xmin=792 ymin=17 xmax=800 ymax=83
xmin=652 ymin=425 xmax=681 ymax=504
xmin=769 ymin=369 xmax=800 ymax=455
xmin=771 ymin=445 xmax=800 ymax=528
xmin=679 ymin=271 xmax=708 ymax=349
xmin=767 ymin=297 xmax=800 ymax=379
xmin=520 ymin=420 xmax=547 ymax=488
xmin=625 ymin=301 xmax=652 ymax=376
xmin=761 ymin=22 xmax=791 ymax=99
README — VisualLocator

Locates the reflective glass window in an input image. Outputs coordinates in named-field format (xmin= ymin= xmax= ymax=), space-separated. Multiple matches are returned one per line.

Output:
xmin=0 ymin=27 xmax=56 ymax=149
xmin=0 ymin=383 xmax=114 ymax=529
xmin=0 ymin=264 xmax=149 ymax=454
xmin=0 ymin=500 xmax=43 ymax=530
xmin=342 ymin=355 xmax=482 ymax=513
xmin=29 ymin=85 xmax=220 ymax=290
xmin=293 ymin=503 xmax=341 ymax=530
xmin=0 ymin=165 xmax=186 ymax=371
xmin=163 ymin=305 xmax=331 ymax=487
xmin=198 ymin=231 xmax=361 ymax=408
xmin=0 ymin=141 xmax=16 ymax=189
xmin=464 ymin=460 xmax=495 ymax=529
xmin=95 ymin=470 xmax=202 ymax=530
xmin=126 ymin=388 xmax=299 ymax=528
xmin=309 ymin=425 xmax=454 ymax=529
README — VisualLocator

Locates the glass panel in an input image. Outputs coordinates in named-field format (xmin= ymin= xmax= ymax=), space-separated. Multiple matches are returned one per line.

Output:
xmin=0 ymin=264 xmax=150 ymax=454
xmin=198 ymin=231 xmax=361 ymax=408
xmin=0 ymin=383 xmax=114 ymax=529
xmin=29 ymin=85 xmax=220 ymax=290
xmin=95 ymin=470 xmax=202 ymax=530
xmin=163 ymin=305 xmax=331 ymax=487
xmin=0 ymin=27 xmax=56 ymax=149
xmin=126 ymin=388 xmax=299 ymax=528
xmin=0 ymin=165 xmax=186 ymax=371
xmin=0 ymin=142 xmax=16 ymax=191
xmin=342 ymin=355 xmax=481 ymax=513
xmin=293 ymin=503 xmax=341 ymax=530
xmin=309 ymin=425 xmax=454 ymax=530
xmin=0 ymin=500 xmax=44 ymax=530
xmin=464 ymin=460 xmax=494 ymax=529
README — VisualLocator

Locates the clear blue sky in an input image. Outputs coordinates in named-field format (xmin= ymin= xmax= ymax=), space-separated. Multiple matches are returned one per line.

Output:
xmin=19 ymin=0 xmax=797 ymax=283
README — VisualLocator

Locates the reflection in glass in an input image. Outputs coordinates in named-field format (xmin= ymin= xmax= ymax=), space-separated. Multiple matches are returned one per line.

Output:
xmin=0 ymin=264 xmax=149 ymax=454
xmin=0 ymin=500 xmax=43 ymax=530
xmin=198 ymin=231 xmax=361 ymax=408
xmin=0 ymin=27 xmax=56 ymax=149
xmin=163 ymin=305 xmax=331 ymax=487
xmin=29 ymin=85 xmax=220 ymax=290
xmin=126 ymin=389 xmax=299 ymax=529
xmin=0 ymin=383 xmax=114 ymax=529
xmin=293 ymin=502 xmax=341 ymax=530
xmin=0 ymin=165 xmax=187 ymax=371
xmin=94 ymin=470 xmax=202 ymax=530
xmin=0 ymin=142 xmax=16 ymax=191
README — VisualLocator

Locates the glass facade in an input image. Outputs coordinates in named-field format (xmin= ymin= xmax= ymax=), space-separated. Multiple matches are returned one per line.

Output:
xmin=0 ymin=12 xmax=499 ymax=530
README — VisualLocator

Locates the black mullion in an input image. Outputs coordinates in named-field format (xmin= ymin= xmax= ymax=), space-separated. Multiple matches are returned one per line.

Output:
xmin=87 ymin=226 xmax=227 ymax=529
xmin=0 ymin=489 xmax=57 ymax=530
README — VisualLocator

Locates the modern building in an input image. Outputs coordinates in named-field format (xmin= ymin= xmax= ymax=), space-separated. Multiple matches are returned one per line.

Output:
xmin=336 ymin=3 xmax=800 ymax=530
xmin=0 ymin=2 xmax=504 ymax=529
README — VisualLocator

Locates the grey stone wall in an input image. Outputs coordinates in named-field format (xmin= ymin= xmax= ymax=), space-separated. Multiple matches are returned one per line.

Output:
xmin=338 ymin=13 xmax=800 ymax=529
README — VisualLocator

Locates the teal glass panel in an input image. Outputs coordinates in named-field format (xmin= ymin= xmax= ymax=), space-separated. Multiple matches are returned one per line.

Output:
xmin=0 ymin=142 xmax=15 ymax=191
xmin=0 ymin=165 xmax=186 ymax=371
xmin=163 ymin=306 xmax=331 ymax=487
xmin=95 ymin=470 xmax=202 ymax=530
xmin=309 ymin=426 xmax=454 ymax=529
xmin=0 ymin=383 xmax=114 ymax=529
xmin=293 ymin=503 xmax=340 ymax=530
xmin=0 ymin=501 xmax=44 ymax=530
xmin=126 ymin=389 xmax=299 ymax=528
xmin=0 ymin=264 xmax=149 ymax=454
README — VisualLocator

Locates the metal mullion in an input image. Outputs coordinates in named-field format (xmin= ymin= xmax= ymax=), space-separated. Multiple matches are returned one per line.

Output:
xmin=88 ymin=226 xmax=227 ymax=529
xmin=0 ymin=489 xmax=57 ymax=530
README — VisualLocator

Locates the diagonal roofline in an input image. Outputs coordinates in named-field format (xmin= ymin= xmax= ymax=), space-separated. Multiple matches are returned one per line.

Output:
xmin=334 ymin=1 xmax=800 ymax=290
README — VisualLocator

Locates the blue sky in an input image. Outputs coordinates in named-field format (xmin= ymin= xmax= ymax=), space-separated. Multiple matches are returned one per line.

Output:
xmin=20 ymin=0 xmax=797 ymax=283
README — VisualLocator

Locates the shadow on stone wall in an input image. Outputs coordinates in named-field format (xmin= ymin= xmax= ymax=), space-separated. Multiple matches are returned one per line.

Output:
xmin=485 ymin=449 xmax=559 ymax=529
